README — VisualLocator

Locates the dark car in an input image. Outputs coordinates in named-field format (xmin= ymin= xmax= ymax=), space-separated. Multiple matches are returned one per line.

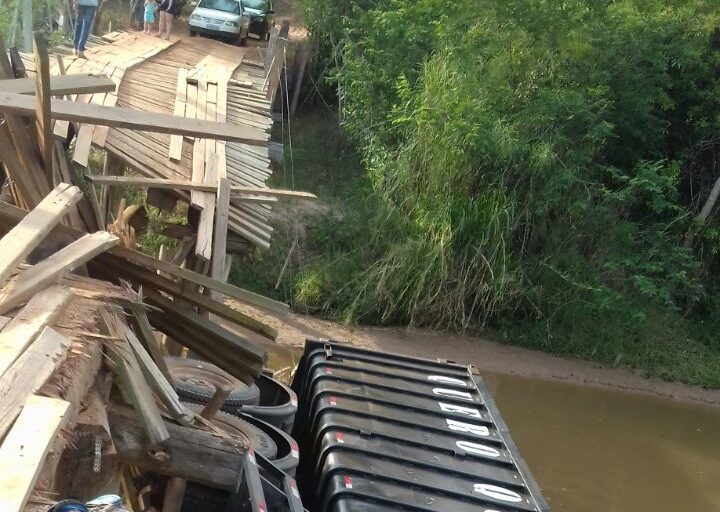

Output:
xmin=242 ymin=0 xmax=275 ymax=40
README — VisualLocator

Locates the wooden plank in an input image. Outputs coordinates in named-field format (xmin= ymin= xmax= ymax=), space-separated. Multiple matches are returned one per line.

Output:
xmin=196 ymin=155 xmax=218 ymax=261
xmin=52 ymin=55 xmax=70 ymax=139
xmin=84 ymin=176 xmax=317 ymax=200
xmin=114 ymin=311 xmax=194 ymax=426
xmin=0 ymin=232 xmax=118 ymax=315
xmin=162 ymin=478 xmax=187 ymax=512
xmin=91 ymin=67 xmax=124 ymax=147
xmin=0 ymin=395 xmax=70 ymax=512
xmin=185 ymin=81 xmax=197 ymax=122
xmin=0 ymin=286 xmax=73 ymax=379
xmin=211 ymin=178 xmax=231 ymax=281
xmin=110 ymin=407 xmax=248 ymax=489
xmin=101 ymin=310 xmax=170 ymax=447
xmin=0 ymin=91 xmax=269 ymax=144
xmin=168 ymin=68 xmax=188 ymax=162
xmin=191 ymin=79 xmax=208 ymax=209
xmin=96 ymin=254 xmax=277 ymax=341
xmin=0 ymin=326 xmax=70 ymax=442
xmin=111 ymin=247 xmax=287 ymax=313
xmin=32 ymin=33 xmax=53 ymax=176
xmin=0 ymin=74 xmax=116 ymax=96
xmin=128 ymin=307 xmax=171 ymax=379
xmin=0 ymin=183 xmax=83 ymax=287
xmin=73 ymin=90 xmax=108 ymax=167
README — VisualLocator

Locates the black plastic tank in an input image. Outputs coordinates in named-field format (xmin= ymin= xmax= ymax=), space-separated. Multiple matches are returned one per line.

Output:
xmin=291 ymin=340 xmax=550 ymax=512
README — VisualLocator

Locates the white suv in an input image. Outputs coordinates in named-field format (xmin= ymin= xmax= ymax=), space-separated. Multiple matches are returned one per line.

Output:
xmin=189 ymin=0 xmax=250 ymax=45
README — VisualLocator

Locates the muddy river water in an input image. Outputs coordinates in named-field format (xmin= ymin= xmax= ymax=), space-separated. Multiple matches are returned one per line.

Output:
xmin=264 ymin=344 xmax=720 ymax=511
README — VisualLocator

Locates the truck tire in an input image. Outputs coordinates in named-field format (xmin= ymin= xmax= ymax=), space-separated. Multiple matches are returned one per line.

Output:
xmin=166 ymin=356 xmax=260 ymax=407
xmin=181 ymin=482 xmax=227 ymax=512
xmin=183 ymin=403 xmax=277 ymax=459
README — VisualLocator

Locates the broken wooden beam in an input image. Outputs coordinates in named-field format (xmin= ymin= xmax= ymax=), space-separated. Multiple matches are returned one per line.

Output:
xmin=0 ymin=183 xmax=82 ymax=287
xmin=0 ymin=74 xmax=116 ymax=96
xmin=0 ymin=286 xmax=73 ymax=378
xmin=83 ymin=175 xmax=317 ymax=200
xmin=109 ymin=407 xmax=248 ymax=489
xmin=0 ymin=231 xmax=119 ymax=315
xmin=101 ymin=310 xmax=170 ymax=447
xmin=121 ymin=316 xmax=195 ymax=426
xmin=127 ymin=305 xmax=171 ymax=380
xmin=0 ymin=91 xmax=269 ymax=144
xmin=0 ymin=327 xmax=70 ymax=442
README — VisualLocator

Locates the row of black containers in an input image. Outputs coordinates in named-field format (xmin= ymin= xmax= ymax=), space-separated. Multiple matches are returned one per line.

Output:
xmin=290 ymin=340 xmax=551 ymax=512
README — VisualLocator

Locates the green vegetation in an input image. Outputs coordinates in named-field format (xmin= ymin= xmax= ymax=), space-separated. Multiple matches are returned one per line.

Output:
xmin=236 ymin=0 xmax=720 ymax=387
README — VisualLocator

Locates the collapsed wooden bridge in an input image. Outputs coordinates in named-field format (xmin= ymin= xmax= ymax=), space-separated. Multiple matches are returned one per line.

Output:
xmin=0 ymin=24 xmax=312 ymax=512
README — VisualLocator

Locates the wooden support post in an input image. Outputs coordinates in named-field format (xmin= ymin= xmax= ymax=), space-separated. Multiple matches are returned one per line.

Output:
xmin=32 ymin=31 xmax=52 ymax=178
xmin=290 ymin=43 xmax=308 ymax=116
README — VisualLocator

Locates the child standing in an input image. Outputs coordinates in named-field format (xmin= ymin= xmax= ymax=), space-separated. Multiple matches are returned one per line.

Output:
xmin=143 ymin=0 xmax=156 ymax=34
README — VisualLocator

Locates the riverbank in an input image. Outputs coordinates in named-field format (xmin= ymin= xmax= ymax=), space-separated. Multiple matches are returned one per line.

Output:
xmin=227 ymin=298 xmax=720 ymax=409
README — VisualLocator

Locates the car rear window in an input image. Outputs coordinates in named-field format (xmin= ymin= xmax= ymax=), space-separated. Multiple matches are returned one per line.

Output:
xmin=198 ymin=0 xmax=240 ymax=14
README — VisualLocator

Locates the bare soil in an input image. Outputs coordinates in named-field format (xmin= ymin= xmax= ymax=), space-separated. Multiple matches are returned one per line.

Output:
xmin=228 ymin=299 xmax=720 ymax=408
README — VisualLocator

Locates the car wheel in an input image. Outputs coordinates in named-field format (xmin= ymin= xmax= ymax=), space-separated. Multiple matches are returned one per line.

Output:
xmin=165 ymin=356 xmax=261 ymax=407
xmin=189 ymin=29 xmax=196 ymax=37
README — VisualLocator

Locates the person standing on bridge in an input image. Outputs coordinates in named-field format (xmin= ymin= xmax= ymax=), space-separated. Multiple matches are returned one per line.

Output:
xmin=155 ymin=0 xmax=179 ymax=40
xmin=73 ymin=0 xmax=98 ymax=59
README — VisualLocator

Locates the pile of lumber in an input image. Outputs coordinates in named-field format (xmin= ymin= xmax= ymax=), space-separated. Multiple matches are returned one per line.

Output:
xmin=0 ymin=27 xmax=306 ymax=512
xmin=0 ymin=181 xmax=286 ymax=512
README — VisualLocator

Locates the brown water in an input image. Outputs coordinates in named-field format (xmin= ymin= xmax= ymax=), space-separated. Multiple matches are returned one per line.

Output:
xmin=264 ymin=344 xmax=720 ymax=512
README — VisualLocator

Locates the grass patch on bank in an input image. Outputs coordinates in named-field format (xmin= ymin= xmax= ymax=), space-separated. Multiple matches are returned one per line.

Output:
xmin=229 ymin=109 xmax=370 ymax=304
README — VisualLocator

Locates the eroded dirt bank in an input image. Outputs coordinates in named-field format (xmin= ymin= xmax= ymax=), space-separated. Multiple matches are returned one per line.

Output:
xmin=229 ymin=300 xmax=720 ymax=408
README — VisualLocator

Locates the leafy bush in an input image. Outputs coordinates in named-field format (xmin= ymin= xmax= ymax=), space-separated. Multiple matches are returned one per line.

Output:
xmin=288 ymin=0 xmax=720 ymax=383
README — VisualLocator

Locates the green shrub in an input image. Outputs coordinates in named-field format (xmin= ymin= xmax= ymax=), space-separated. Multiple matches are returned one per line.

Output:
xmin=281 ymin=0 xmax=720 ymax=384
